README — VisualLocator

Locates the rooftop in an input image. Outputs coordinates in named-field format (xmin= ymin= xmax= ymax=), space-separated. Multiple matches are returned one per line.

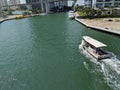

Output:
xmin=83 ymin=36 xmax=107 ymax=48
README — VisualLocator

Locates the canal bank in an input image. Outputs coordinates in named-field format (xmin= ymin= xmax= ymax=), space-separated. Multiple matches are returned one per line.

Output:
xmin=0 ymin=16 xmax=16 ymax=23
xmin=0 ymin=15 xmax=25 ymax=23
xmin=0 ymin=14 xmax=44 ymax=23
xmin=0 ymin=13 xmax=120 ymax=90
xmin=75 ymin=17 xmax=120 ymax=36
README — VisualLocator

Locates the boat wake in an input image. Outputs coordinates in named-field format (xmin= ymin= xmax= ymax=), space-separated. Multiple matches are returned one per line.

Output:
xmin=101 ymin=58 xmax=120 ymax=90
xmin=79 ymin=45 xmax=120 ymax=90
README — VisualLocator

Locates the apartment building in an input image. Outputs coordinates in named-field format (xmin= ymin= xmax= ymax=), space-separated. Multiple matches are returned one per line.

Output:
xmin=7 ymin=0 xmax=20 ymax=10
xmin=84 ymin=0 xmax=120 ymax=9
xmin=8 ymin=0 xmax=20 ymax=5
xmin=0 ymin=0 xmax=8 ymax=11
xmin=26 ymin=0 xmax=67 ymax=13
xmin=0 ymin=0 xmax=8 ymax=7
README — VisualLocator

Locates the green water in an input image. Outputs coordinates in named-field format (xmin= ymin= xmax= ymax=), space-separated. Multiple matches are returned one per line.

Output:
xmin=0 ymin=13 xmax=120 ymax=90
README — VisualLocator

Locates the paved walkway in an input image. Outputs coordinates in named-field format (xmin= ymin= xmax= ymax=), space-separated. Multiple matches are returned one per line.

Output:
xmin=0 ymin=15 xmax=19 ymax=23
xmin=75 ymin=17 xmax=120 ymax=36
xmin=0 ymin=13 xmax=46 ymax=23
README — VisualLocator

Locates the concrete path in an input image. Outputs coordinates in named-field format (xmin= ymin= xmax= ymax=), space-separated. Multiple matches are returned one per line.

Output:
xmin=75 ymin=17 xmax=120 ymax=36
xmin=0 ymin=15 xmax=18 ymax=23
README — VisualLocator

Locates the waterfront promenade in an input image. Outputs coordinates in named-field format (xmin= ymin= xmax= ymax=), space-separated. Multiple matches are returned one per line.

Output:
xmin=0 ymin=15 xmax=20 ymax=23
xmin=75 ymin=13 xmax=120 ymax=36
xmin=0 ymin=13 xmax=46 ymax=23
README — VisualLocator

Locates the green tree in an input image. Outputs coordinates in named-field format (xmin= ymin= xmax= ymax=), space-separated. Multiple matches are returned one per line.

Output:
xmin=72 ymin=0 xmax=77 ymax=11
xmin=84 ymin=7 xmax=96 ymax=17
xmin=7 ymin=10 xmax=12 ymax=15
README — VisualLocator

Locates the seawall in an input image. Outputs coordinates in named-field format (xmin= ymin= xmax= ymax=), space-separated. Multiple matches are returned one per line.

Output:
xmin=75 ymin=17 xmax=120 ymax=36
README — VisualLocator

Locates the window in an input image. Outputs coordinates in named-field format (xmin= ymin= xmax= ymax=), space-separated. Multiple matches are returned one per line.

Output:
xmin=105 ymin=0 xmax=112 ymax=2
xmin=114 ymin=3 xmax=120 ymax=7
xmin=115 ymin=0 xmax=120 ymax=1
xmin=96 ymin=0 xmax=104 ymax=2
xmin=96 ymin=3 xmax=103 ymax=8
xmin=104 ymin=3 xmax=112 ymax=7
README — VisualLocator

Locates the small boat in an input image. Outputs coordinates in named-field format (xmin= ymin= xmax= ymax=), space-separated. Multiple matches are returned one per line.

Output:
xmin=40 ymin=13 xmax=47 ymax=16
xmin=79 ymin=36 xmax=112 ymax=60
xmin=68 ymin=11 xmax=75 ymax=19
xmin=69 ymin=11 xmax=74 ymax=13
xmin=15 ymin=15 xmax=27 ymax=19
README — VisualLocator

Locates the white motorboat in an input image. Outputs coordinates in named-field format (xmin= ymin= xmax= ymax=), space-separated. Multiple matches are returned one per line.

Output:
xmin=79 ymin=36 xmax=112 ymax=60
xmin=68 ymin=11 xmax=75 ymax=19
xmin=40 ymin=13 xmax=47 ymax=16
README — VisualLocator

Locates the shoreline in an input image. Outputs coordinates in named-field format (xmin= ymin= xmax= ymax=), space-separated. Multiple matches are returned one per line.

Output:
xmin=0 ymin=15 xmax=25 ymax=23
xmin=0 ymin=14 xmax=45 ymax=24
xmin=0 ymin=18 xmax=13 ymax=23
xmin=0 ymin=18 xmax=15 ymax=23
xmin=1 ymin=13 xmax=120 ymax=36
xmin=75 ymin=17 xmax=120 ymax=36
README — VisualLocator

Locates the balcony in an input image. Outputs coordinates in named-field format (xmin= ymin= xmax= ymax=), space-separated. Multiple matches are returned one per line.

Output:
xmin=114 ymin=2 xmax=120 ymax=7
xmin=96 ymin=3 xmax=103 ymax=8
xmin=96 ymin=0 xmax=104 ymax=2
xmin=105 ymin=0 xmax=112 ymax=2
xmin=104 ymin=3 xmax=112 ymax=7
xmin=115 ymin=0 xmax=120 ymax=1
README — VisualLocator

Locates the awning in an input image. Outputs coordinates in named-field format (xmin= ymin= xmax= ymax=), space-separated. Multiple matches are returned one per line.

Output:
xmin=83 ymin=36 xmax=107 ymax=48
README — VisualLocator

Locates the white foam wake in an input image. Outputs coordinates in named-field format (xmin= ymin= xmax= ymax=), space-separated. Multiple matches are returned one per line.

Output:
xmin=101 ymin=58 xmax=120 ymax=90
xmin=79 ymin=45 xmax=120 ymax=90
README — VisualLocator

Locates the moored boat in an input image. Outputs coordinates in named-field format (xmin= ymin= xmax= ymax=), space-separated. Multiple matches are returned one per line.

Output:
xmin=79 ymin=36 xmax=112 ymax=60
xmin=68 ymin=11 xmax=75 ymax=19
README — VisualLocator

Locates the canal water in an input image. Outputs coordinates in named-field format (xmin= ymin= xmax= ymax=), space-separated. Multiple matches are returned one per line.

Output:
xmin=0 ymin=13 xmax=120 ymax=90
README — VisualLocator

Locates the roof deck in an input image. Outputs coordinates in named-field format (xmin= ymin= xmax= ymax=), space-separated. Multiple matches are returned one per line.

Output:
xmin=83 ymin=36 xmax=107 ymax=48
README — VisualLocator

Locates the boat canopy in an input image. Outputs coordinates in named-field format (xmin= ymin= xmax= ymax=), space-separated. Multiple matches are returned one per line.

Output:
xmin=69 ymin=11 xmax=74 ymax=13
xmin=83 ymin=36 xmax=107 ymax=48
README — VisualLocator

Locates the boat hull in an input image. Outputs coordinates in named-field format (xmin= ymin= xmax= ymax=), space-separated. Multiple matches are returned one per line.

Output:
xmin=79 ymin=45 xmax=111 ymax=60
xmin=68 ymin=11 xmax=75 ymax=20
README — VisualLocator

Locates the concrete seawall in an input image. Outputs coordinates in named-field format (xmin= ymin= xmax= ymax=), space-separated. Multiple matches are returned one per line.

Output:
xmin=75 ymin=17 xmax=120 ymax=36
xmin=0 ymin=18 xmax=15 ymax=23
xmin=0 ymin=15 xmax=19 ymax=23
xmin=0 ymin=14 xmax=46 ymax=24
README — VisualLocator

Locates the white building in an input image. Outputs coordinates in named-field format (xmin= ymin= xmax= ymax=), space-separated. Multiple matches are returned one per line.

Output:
xmin=8 ymin=0 xmax=20 ymax=5
xmin=26 ymin=0 xmax=67 ymax=13
xmin=0 ymin=0 xmax=8 ymax=11
xmin=76 ymin=0 xmax=84 ymax=6
xmin=8 ymin=0 xmax=21 ymax=10
xmin=84 ymin=0 xmax=120 ymax=9
xmin=0 ymin=0 xmax=8 ymax=6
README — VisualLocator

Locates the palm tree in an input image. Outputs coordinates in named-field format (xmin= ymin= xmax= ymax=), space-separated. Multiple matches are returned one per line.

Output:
xmin=72 ymin=0 xmax=77 ymax=11
xmin=108 ymin=6 xmax=115 ymax=15
xmin=99 ymin=7 xmax=106 ymax=15
xmin=84 ymin=7 xmax=96 ymax=17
